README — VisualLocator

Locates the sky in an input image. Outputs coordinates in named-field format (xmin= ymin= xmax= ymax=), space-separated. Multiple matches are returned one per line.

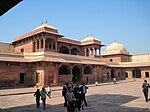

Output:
xmin=0 ymin=0 xmax=150 ymax=54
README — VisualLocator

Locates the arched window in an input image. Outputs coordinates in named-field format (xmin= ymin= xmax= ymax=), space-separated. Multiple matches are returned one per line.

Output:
xmin=41 ymin=39 xmax=43 ymax=48
xmin=58 ymin=65 xmax=70 ymax=75
xmin=45 ymin=38 xmax=55 ymax=49
xmin=37 ymin=40 xmax=39 ymax=49
xmin=84 ymin=66 xmax=92 ymax=74
xmin=33 ymin=41 xmax=36 ymax=52
xmin=59 ymin=46 xmax=69 ymax=54
xmin=53 ymin=41 xmax=55 ymax=49
xmin=71 ymin=48 xmax=79 ymax=55
xmin=109 ymin=59 xmax=113 ymax=62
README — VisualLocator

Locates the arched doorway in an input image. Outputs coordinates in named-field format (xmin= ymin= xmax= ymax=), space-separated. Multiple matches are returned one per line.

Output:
xmin=84 ymin=66 xmax=92 ymax=74
xmin=58 ymin=65 xmax=70 ymax=75
xmin=132 ymin=69 xmax=141 ymax=78
xmin=111 ymin=69 xmax=115 ymax=79
xmin=72 ymin=66 xmax=81 ymax=82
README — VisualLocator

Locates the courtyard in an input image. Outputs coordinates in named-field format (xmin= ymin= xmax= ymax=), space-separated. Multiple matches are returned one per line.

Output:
xmin=0 ymin=79 xmax=150 ymax=112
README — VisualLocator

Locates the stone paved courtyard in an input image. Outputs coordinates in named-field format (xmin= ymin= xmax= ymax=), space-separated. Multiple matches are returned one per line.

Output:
xmin=0 ymin=79 xmax=150 ymax=112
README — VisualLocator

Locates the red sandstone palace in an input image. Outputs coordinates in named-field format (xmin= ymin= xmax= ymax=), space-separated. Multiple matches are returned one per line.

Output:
xmin=0 ymin=22 xmax=150 ymax=88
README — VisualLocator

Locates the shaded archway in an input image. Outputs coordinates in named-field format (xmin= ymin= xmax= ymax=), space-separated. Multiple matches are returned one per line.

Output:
xmin=59 ymin=46 xmax=69 ymax=54
xmin=111 ymin=69 xmax=115 ymax=79
xmin=84 ymin=66 xmax=92 ymax=74
xmin=132 ymin=69 xmax=141 ymax=78
xmin=71 ymin=48 xmax=79 ymax=55
xmin=58 ymin=65 xmax=70 ymax=75
xmin=72 ymin=66 xmax=81 ymax=82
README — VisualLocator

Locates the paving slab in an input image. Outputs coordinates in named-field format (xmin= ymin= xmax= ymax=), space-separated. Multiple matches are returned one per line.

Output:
xmin=0 ymin=79 xmax=150 ymax=112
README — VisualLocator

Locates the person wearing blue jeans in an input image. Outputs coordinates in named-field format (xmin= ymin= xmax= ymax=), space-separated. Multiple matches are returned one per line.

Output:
xmin=80 ymin=82 xmax=88 ymax=106
xmin=41 ymin=87 xmax=50 ymax=110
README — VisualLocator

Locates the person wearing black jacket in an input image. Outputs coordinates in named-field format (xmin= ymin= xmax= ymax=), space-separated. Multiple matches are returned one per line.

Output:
xmin=62 ymin=83 xmax=69 ymax=107
xmin=34 ymin=89 xmax=41 ymax=109
xmin=142 ymin=80 xmax=150 ymax=102
xmin=74 ymin=84 xmax=83 ymax=111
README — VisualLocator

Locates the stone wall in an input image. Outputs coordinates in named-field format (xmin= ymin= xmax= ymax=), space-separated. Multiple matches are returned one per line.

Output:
xmin=0 ymin=62 xmax=34 ymax=88
xmin=102 ymin=54 xmax=131 ymax=62
xmin=132 ymin=54 xmax=150 ymax=62
xmin=0 ymin=42 xmax=14 ymax=52
xmin=14 ymin=42 xmax=33 ymax=52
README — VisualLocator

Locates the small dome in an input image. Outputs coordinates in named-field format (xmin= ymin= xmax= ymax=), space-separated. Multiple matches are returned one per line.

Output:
xmin=106 ymin=41 xmax=127 ymax=51
xmin=102 ymin=41 xmax=129 ymax=55
xmin=81 ymin=35 xmax=99 ymax=42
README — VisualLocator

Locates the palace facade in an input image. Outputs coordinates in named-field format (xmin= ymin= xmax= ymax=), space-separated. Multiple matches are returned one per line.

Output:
xmin=0 ymin=22 xmax=150 ymax=88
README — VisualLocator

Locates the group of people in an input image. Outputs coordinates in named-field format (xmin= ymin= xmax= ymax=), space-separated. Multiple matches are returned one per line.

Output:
xmin=33 ymin=80 xmax=149 ymax=111
xmin=34 ymin=86 xmax=51 ymax=110
xmin=62 ymin=82 xmax=88 ymax=112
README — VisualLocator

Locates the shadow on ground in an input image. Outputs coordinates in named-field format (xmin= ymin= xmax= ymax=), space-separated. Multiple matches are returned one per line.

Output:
xmin=0 ymin=94 xmax=150 ymax=112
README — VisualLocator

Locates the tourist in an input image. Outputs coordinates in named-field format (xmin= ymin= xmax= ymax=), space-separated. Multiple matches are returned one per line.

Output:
xmin=80 ymin=82 xmax=88 ymax=106
xmin=41 ymin=87 xmax=50 ymax=110
xmin=113 ymin=77 xmax=116 ymax=84
xmin=47 ymin=85 xmax=51 ymax=98
xmin=142 ymin=80 xmax=150 ymax=102
xmin=62 ymin=82 xmax=69 ymax=107
xmin=74 ymin=84 xmax=83 ymax=111
xmin=34 ymin=89 xmax=41 ymax=109
xmin=66 ymin=86 xmax=76 ymax=112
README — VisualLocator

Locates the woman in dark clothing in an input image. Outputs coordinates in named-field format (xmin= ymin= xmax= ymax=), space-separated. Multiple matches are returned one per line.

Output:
xmin=34 ymin=89 xmax=41 ymax=109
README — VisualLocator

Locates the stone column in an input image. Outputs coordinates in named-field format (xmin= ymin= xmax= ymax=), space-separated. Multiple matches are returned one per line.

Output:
xmin=35 ymin=41 xmax=37 ymax=52
xmin=54 ymin=63 xmax=59 ymax=85
xmin=84 ymin=49 xmax=87 ymax=56
xmin=99 ymin=48 xmax=101 ymax=56
xmin=88 ymin=48 xmax=90 ymax=56
xmin=55 ymin=40 xmax=57 ymax=52
xmin=39 ymin=40 xmax=41 ymax=50
xmin=51 ymin=41 xmax=53 ymax=49
xmin=43 ymin=38 xmax=45 ymax=51
xmin=92 ymin=47 xmax=95 ymax=56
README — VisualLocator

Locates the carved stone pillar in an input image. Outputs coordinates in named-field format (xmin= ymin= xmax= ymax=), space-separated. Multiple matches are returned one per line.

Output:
xmin=55 ymin=40 xmax=57 ymax=52
xmin=99 ymin=48 xmax=101 ymax=56
xmin=43 ymin=38 xmax=45 ymax=51
xmin=92 ymin=47 xmax=95 ymax=56
xmin=54 ymin=63 xmax=59 ymax=85
xmin=39 ymin=40 xmax=41 ymax=50
xmin=84 ymin=49 xmax=86 ymax=56
xmin=69 ymin=48 xmax=71 ymax=55
xmin=35 ymin=41 xmax=37 ymax=52
xmin=88 ymin=48 xmax=90 ymax=56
